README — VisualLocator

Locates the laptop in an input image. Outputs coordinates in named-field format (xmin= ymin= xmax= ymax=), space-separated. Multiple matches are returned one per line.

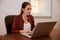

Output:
xmin=20 ymin=21 xmax=57 ymax=38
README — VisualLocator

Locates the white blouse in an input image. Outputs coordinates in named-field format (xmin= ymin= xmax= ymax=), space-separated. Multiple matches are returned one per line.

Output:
xmin=24 ymin=23 xmax=31 ymax=31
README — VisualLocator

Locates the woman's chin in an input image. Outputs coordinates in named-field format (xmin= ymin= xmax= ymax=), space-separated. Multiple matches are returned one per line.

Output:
xmin=27 ymin=14 xmax=30 ymax=16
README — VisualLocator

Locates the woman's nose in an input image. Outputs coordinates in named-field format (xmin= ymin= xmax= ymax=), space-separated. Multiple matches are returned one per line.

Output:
xmin=29 ymin=10 xmax=31 ymax=12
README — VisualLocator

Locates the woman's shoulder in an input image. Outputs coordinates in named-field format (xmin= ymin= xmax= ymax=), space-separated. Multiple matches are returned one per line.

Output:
xmin=28 ymin=15 xmax=34 ymax=21
xmin=14 ymin=15 xmax=22 ymax=20
xmin=28 ymin=15 xmax=34 ymax=18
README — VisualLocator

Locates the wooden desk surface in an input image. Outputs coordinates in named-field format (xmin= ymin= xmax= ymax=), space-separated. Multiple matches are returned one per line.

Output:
xmin=1 ymin=28 xmax=60 ymax=40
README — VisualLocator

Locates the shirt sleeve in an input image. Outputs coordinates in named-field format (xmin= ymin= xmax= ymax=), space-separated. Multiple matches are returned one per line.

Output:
xmin=12 ymin=16 xmax=20 ymax=33
xmin=30 ymin=15 xmax=35 ymax=31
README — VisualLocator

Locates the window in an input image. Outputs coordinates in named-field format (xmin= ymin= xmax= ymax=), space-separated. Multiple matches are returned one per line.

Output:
xmin=30 ymin=0 xmax=52 ymax=18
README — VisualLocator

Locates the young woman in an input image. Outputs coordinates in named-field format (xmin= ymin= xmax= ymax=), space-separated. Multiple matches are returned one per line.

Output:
xmin=12 ymin=2 xmax=35 ymax=33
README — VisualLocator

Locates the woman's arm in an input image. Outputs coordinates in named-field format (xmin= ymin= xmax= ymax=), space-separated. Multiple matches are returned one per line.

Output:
xmin=12 ymin=16 xmax=20 ymax=33
xmin=29 ymin=15 xmax=35 ymax=31
xmin=31 ymin=16 xmax=35 ymax=31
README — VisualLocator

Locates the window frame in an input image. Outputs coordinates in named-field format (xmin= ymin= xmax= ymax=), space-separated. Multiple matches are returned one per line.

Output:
xmin=30 ymin=0 xmax=52 ymax=19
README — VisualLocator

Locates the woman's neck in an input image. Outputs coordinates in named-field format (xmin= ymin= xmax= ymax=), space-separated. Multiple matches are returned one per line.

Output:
xmin=22 ymin=13 xmax=27 ymax=18
xmin=22 ymin=13 xmax=28 ymax=23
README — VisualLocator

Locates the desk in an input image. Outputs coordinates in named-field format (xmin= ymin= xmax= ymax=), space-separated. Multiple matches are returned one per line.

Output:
xmin=1 ymin=29 xmax=60 ymax=40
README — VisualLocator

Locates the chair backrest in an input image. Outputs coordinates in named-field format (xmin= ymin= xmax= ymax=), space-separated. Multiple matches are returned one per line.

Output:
xmin=5 ymin=15 xmax=16 ymax=34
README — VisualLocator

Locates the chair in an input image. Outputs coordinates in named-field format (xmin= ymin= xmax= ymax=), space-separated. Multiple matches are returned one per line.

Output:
xmin=5 ymin=15 xmax=16 ymax=34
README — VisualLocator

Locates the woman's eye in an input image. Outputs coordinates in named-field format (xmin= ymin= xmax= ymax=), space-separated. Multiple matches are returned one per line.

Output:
xmin=28 ymin=8 xmax=30 ymax=10
xmin=27 ymin=8 xmax=31 ymax=10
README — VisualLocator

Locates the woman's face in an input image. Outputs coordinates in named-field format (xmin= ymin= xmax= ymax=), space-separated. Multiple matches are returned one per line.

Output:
xmin=22 ymin=5 xmax=31 ymax=15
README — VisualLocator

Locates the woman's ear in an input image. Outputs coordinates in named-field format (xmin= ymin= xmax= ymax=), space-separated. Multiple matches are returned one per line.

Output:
xmin=22 ymin=8 xmax=25 ymax=12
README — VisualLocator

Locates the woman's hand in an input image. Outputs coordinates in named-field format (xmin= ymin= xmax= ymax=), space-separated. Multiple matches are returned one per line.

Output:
xmin=20 ymin=30 xmax=31 ymax=33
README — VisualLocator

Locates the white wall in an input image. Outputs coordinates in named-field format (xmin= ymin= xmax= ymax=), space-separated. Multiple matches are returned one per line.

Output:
xmin=0 ymin=0 xmax=60 ymax=35
xmin=0 ymin=0 xmax=29 ymax=35
xmin=52 ymin=0 xmax=60 ymax=29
